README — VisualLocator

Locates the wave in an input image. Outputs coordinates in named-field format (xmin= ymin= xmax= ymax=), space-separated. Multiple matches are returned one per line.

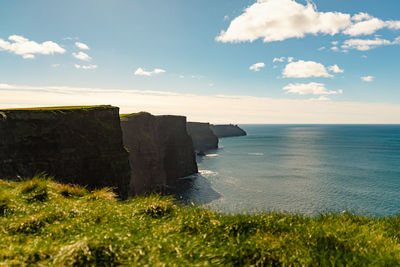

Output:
xmin=199 ymin=169 xmax=218 ymax=176
xmin=248 ymin=153 xmax=264 ymax=156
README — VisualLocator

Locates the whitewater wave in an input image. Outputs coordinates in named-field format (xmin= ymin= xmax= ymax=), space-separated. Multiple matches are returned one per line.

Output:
xmin=248 ymin=153 xmax=264 ymax=156
xmin=199 ymin=169 xmax=218 ymax=176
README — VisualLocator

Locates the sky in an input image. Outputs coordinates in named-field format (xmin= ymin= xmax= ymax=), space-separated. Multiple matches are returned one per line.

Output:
xmin=1 ymin=0 xmax=400 ymax=123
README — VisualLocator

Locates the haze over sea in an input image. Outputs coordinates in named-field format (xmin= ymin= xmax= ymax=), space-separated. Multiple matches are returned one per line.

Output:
xmin=176 ymin=125 xmax=400 ymax=216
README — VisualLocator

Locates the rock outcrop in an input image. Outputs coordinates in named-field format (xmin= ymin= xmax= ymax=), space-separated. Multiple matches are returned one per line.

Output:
xmin=0 ymin=106 xmax=131 ymax=198
xmin=210 ymin=124 xmax=247 ymax=138
xmin=120 ymin=112 xmax=198 ymax=195
xmin=187 ymin=122 xmax=218 ymax=154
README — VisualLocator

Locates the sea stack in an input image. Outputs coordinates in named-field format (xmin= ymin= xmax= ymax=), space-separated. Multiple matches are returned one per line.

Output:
xmin=187 ymin=122 xmax=219 ymax=154
xmin=210 ymin=124 xmax=247 ymax=138
xmin=120 ymin=112 xmax=198 ymax=195
xmin=0 ymin=106 xmax=131 ymax=199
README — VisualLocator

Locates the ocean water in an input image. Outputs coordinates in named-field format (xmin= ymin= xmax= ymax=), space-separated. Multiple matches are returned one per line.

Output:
xmin=174 ymin=125 xmax=400 ymax=216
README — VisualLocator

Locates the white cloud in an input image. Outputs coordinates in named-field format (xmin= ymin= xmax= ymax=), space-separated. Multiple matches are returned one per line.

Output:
xmin=328 ymin=64 xmax=344 ymax=73
xmin=1 ymin=83 xmax=399 ymax=124
xmin=361 ymin=76 xmax=374 ymax=82
xmin=343 ymin=18 xmax=386 ymax=36
xmin=191 ymin=75 xmax=204 ymax=80
xmin=74 ymin=64 xmax=98 ymax=70
xmin=341 ymin=37 xmax=393 ymax=50
xmin=283 ymin=60 xmax=333 ymax=78
xmin=283 ymin=82 xmax=343 ymax=95
xmin=75 ymin=42 xmax=89 ymax=50
xmin=273 ymin=57 xmax=285 ymax=63
xmin=352 ymin=12 xmax=373 ymax=22
xmin=134 ymin=67 xmax=166 ymax=76
xmin=331 ymin=41 xmax=339 ymax=45
xmin=63 ymin=37 xmax=78 ymax=41
xmin=287 ymin=57 xmax=294 ymax=63
xmin=216 ymin=1 xmax=400 ymax=44
xmin=318 ymin=46 xmax=326 ymax=51
xmin=315 ymin=96 xmax=330 ymax=101
xmin=386 ymin=21 xmax=400 ymax=30
xmin=224 ymin=15 xmax=229 ymax=21
xmin=51 ymin=64 xmax=61 ymax=68
xmin=331 ymin=46 xmax=339 ymax=52
xmin=216 ymin=0 xmax=351 ymax=43
xmin=72 ymin=51 xmax=91 ymax=61
xmin=0 ymin=35 xmax=65 ymax=59
xmin=249 ymin=62 xmax=265 ymax=72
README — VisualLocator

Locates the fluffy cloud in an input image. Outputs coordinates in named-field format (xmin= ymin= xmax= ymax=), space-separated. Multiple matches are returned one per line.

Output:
xmin=74 ymin=64 xmax=98 ymax=70
xmin=283 ymin=60 xmax=333 ymax=78
xmin=216 ymin=1 xmax=400 ymax=43
xmin=273 ymin=57 xmax=285 ymax=63
xmin=0 ymin=35 xmax=65 ymax=59
xmin=216 ymin=0 xmax=351 ymax=43
xmin=249 ymin=62 xmax=265 ymax=71
xmin=328 ymin=65 xmax=344 ymax=73
xmin=343 ymin=18 xmax=386 ymax=36
xmin=341 ymin=37 xmax=392 ymax=51
xmin=283 ymin=82 xmax=343 ymax=95
xmin=72 ymin=51 xmax=91 ymax=61
xmin=134 ymin=68 xmax=166 ymax=76
xmin=361 ymin=76 xmax=374 ymax=82
xmin=75 ymin=42 xmax=89 ymax=50
xmin=352 ymin=13 xmax=372 ymax=22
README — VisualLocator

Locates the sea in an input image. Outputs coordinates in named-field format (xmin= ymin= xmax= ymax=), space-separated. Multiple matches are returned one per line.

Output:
xmin=174 ymin=125 xmax=400 ymax=216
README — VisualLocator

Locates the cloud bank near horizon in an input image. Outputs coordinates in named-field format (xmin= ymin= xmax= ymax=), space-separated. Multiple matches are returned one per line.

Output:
xmin=0 ymin=83 xmax=399 ymax=124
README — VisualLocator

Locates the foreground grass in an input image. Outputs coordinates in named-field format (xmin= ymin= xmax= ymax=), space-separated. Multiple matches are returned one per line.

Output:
xmin=1 ymin=177 xmax=400 ymax=266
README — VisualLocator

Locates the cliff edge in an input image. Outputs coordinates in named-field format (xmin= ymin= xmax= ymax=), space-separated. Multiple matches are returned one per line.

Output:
xmin=120 ymin=112 xmax=198 ymax=195
xmin=0 ymin=105 xmax=131 ymax=198
xmin=187 ymin=122 xmax=218 ymax=154
xmin=210 ymin=124 xmax=247 ymax=138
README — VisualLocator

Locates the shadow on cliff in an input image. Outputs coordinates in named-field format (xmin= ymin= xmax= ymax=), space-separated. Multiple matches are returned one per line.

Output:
xmin=167 ymin=172 xmax=221 ymax=205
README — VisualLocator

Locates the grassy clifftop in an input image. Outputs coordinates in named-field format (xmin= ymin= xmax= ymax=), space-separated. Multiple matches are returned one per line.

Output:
xmin=1 ymin=176 xmax=400 ymax=266
xmin=1 ymin=105 xmax=115 ymax=111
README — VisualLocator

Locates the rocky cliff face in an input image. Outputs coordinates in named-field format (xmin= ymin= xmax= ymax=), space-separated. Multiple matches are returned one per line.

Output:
xmin=187 ymin=122 xmax=218 ymax=153
xmin=120 ymin=112 xmax=198 ymax=195
xmin=210 ymin=124 xmax=247 ymax=138
xmin=0 ymin=106 xmax=131 ymax=198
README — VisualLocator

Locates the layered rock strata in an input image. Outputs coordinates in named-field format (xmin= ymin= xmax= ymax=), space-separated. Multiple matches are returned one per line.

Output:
xmin=186 ymin=122 xmax=218 ymax=154
xmin=210 ymin=124 xmax=247 ymax=138
xmin=0 ymin=106 xmax=131 ymax=198
xmin=120 ymin=112 xmax=198 ymax=195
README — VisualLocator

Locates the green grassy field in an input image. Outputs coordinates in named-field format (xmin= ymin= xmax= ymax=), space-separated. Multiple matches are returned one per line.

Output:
xmin=0 ymin=105 xmax=114 ymax=111
xmin=1 ymin=176 xmax=400 ymax=266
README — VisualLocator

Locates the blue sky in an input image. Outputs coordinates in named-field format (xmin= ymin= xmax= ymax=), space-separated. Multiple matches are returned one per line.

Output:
xmin=1 ymin=0 xmax=400 ymax=123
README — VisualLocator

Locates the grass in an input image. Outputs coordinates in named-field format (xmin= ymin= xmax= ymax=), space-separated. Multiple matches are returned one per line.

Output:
xmin=0 ymin=105 xmax=115 ymax=111
xmin=1 ymin=176 xmax=400 ymax=266
xmin=119 ymin=112 xmax=150 ymax=120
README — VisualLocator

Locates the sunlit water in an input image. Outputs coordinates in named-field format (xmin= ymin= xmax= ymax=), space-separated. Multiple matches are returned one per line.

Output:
xmin=173 ymin=125 xmax=400 ymax=216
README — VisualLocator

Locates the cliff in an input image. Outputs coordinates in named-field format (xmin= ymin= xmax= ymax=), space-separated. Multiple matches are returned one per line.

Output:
xmin=187 ymin=122 xmax=218 ymax=153
xmin=120 ymin=112 xmax=198 ymax=195
xmin=210 ymin=124 xmax=247 ymax=138
xmin=0 ymin=106 xmax=131 ymax=198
